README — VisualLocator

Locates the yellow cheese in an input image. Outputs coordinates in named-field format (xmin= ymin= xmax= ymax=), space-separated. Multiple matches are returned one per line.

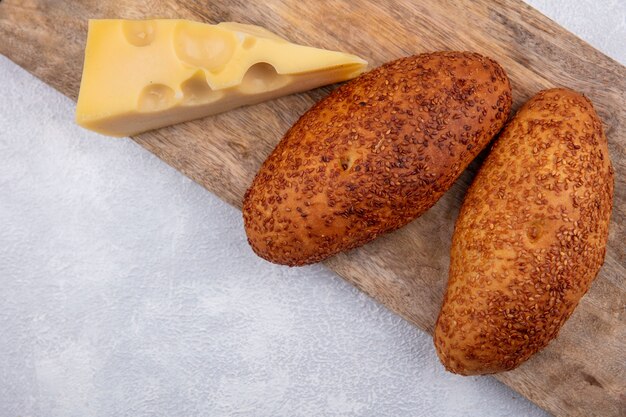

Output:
xmin=75 ymin=19 xmax=368 ymax=137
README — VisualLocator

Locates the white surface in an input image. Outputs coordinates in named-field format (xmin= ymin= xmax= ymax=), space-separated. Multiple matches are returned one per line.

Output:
xmin=0 ymin=2 xmax=624 ymax=417
xmin=526 ymin=0 xmax=626 ymax=62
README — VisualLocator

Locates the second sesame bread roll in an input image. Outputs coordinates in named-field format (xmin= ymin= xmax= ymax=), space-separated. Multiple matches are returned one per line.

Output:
xmin=243 ymin=52 xmax=512 ymax=266
xmin=434 ymin=88 xmax=614 ymax=375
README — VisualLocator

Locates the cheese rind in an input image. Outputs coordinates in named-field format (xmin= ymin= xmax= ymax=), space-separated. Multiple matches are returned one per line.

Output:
xmin=76 ymin=19 xmax=368 ymax=137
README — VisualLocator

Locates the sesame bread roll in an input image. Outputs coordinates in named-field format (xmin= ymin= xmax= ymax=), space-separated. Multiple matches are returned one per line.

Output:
xmin=434 ymin=88 xmax=614 ymax=375
xmin=243 ymin=52 xmax=512 ymax=266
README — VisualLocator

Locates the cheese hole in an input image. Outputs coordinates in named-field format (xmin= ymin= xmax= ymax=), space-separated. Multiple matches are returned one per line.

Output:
xmin=242 ymin=37 xmax=256 ymax=49
xmin=240 ymin=63 xmax=290 ymax=94
xmin=181 ymin=70 xmax=222 ymax=105
xmin=174 ymin=22 xmax=236 ymax=72
xmin=122 ymin=20 xmax=156 ymax=47
xmin=138 ymin=84 xmax=176 ymax=112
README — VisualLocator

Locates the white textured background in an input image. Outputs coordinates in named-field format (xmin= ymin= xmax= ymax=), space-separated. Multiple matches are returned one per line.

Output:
xmin=0 ymin=2 xmax=624 ymax=416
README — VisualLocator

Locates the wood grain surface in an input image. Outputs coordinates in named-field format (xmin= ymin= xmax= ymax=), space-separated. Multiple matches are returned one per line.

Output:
xmin=1 ymin=1 xmax=624 ymax=416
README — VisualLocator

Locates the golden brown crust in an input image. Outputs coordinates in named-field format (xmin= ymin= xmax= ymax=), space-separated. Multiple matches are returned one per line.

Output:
xmin=434 ymin=88 xmax=614 ymax=375
xmin=243 ymin=52 xmax=512 ymax=266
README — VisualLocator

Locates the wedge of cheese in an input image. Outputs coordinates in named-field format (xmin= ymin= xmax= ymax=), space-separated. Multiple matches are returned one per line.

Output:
xmin=75 ymin=19 xmax=368 ymax=137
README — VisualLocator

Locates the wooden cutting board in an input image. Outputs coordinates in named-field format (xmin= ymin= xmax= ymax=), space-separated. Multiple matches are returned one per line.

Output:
xmin=1 ymin=1 xmax=624 ymax=415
